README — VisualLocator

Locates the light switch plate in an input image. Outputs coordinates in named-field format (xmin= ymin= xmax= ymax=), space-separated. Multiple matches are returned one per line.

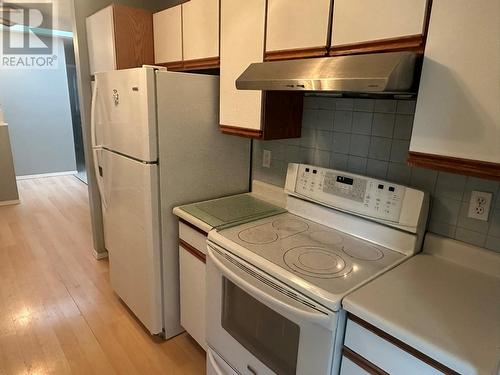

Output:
xmin=262 ymin=150 xmax=271 ymax=168
xmin=467 ymin=190 xmax=492 ymax=221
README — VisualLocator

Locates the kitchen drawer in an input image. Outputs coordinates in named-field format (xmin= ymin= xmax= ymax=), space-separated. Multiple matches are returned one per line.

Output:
xmin=179 ymin=221 xmax=207 ymax=255
xmin=343 ymin=316 xmax=454 ymax=374
xmin=340 ymin=355 xmax=371 ymax=375
xmin=178 ymin=221 xmax=208 ymax=350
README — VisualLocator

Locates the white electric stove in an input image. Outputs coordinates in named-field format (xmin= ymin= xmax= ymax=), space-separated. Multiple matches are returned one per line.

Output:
xmin=206 ymin=163 xmax=429 ymax=375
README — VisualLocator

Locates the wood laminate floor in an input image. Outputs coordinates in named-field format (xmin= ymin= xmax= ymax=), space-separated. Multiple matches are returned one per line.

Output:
xmin=0 ymin=176 xmax=205 ymax=374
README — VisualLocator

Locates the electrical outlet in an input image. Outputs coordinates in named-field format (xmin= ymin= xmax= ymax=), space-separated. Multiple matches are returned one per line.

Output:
xmin=467 ymin=190 xmax=492 ymax=221
xmin=262 ymin=150 xmax=271 ymax=168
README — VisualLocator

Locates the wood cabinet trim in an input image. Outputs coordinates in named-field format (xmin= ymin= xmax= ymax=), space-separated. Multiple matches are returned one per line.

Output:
xmin=157 ymin=60 xmax=184 ymax=70
xmin=182 ymin=56 xmax=220 ymax=70
xmin=179 ymin=239 xmax=206 ymax=263
xmin=264 ymin=46 xmax=328 ymax=61
xmin=219 ymin=125 xmax=264 ymax=139
xmin=179 ymin=218 xmax=209 ymax=236
xmin=348 ymin=314 xmax=461 ymax=375
xmin=342 ymin=347 xmax=388 ymax=375
xmin=408 ymin=152 xmax=500 ymax=181
xmin=329 ymin=34 xmax=424 ymax=56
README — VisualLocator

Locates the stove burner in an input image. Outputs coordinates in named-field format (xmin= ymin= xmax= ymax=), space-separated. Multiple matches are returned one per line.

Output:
xmin=283 ymin=246 xmax=352 ymax=279
xmin=342 ymin=242 xmax=384 ymax=261
xmin=238 ymin=226 xmax=278 ymax=244
xmin=309 ymin=231 xmax=344 ymax=247
xmin=272 ymin=218 xmax=309 ymax=234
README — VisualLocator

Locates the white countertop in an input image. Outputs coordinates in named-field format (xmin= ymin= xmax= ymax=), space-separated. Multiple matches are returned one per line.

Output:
xmin=343 ymin=233 xmax=500 ymax=375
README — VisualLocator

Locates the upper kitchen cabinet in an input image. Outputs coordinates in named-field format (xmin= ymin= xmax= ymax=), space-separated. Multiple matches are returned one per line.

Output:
xmin=219 ymin=0 xmax=302 ymax=139
xmin=153 ymin=6 xmax=183 ymax=70
xmin=86 ymin=4 xmax=154 ymax=76
xmin=182 ymin=0 xmax=219 ymax=70
xmin=330 ymin=0 xmax=430 ymax=56
xmin=265 ymin=0 xmax=332 ymax=61
xmin=408 ymin=0 xmax=500 ymax=180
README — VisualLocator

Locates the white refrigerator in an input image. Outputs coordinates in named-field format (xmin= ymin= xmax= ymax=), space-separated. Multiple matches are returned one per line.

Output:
xmin=91 ymin=67 xmax=250 ymax=337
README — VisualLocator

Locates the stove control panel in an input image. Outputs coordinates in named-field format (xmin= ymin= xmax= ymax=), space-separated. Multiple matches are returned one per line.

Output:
xmin=289 ymin=164 xmax=406 ymax=222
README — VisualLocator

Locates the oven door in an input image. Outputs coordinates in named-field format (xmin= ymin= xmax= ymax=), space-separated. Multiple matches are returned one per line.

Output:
xmin=206 ymin=242 xmax=337 ymax=375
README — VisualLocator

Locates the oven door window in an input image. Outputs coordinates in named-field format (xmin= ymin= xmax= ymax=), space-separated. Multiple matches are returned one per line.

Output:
xmin=221 ymin=277 xmax=300 ymax=375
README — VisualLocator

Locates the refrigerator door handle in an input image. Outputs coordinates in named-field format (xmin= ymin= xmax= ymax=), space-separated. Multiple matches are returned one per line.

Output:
xmin=93 ymin=148 xmax=107 ymax=209
xmin=91 ymin=79 xmax=107 ymax=209
xmin=91 ymin=79 xmax=101 ymax=149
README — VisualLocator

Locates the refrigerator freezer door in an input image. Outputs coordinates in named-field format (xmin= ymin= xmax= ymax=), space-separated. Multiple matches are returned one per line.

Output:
xmin=101 ymin=149 xmax=163 ymax=334
xmin=95 ymin=68 xmax=157 ymax=162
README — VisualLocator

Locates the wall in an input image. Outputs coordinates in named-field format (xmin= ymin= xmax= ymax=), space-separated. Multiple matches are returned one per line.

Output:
xmin=0 ymin=125 xmax=19 ymax=202
xmin=253 ymin=95 xmax=500 ymax=252
xmin=0 ymin=33 xmax=76 ymax=176
xmin=71 ymin=0 xmax=184 ymax=254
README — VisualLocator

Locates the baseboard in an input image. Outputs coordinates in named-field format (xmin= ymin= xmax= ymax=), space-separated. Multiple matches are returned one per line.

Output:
xmin=16 ymin=170 xmax=77 ymax=180
xmin=0 ymin=199 xmax=20 ymax=206
xmin=93 ymin=249 xmax=109 ymax=260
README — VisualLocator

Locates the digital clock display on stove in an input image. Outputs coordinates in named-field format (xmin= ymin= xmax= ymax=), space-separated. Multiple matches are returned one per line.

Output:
xmin=336 ymin=176 xmax=354 ymax=185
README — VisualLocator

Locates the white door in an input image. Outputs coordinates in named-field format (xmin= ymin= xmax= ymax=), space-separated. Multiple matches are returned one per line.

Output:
xmin=86 ymin=5 xmax=116 ymax=75
xmin=265 ymin=0 xmax=331 ymax=53
xmin=153 ymin=6 xmax=183 ymax=64
xmin=94 ymin=68 xmax=157 ymax=162
xmin=101 ymin=149 xmax=163 ymax=334
xmin=182 ymin=0 xmax=219 ymax=61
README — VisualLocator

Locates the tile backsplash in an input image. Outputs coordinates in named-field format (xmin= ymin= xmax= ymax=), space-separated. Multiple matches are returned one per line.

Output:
xmin=252 ymin=95 xmax=500 ymax=252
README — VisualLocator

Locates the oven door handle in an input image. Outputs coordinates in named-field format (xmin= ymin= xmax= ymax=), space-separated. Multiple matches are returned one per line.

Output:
xmin=208 ymin=245 xmax=336 ymax=330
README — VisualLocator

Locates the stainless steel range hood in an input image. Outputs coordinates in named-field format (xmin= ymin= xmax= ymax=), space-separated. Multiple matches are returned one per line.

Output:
xmin=236 ymin=51 xmax=417 ymax=93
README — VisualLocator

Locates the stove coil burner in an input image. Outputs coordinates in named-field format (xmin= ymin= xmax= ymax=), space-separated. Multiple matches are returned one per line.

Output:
xmin=342 ymin=242 xmax=384 ymax=261
xmin=238 ymin=226 xmax=278 ymax=244
xmin=271 ymin=218 xmax=309 ymax=234
xmin=283 ymin=246 xmax=352 ymax=279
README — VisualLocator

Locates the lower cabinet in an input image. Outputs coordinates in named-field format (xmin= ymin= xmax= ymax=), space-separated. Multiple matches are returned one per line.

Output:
xmin=341 ymin=315 xmax=457 ymax=375
xmin=178 ymin=221 xmax=207 ymax=350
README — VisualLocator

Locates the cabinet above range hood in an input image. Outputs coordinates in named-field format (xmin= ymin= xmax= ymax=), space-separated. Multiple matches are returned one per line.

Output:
xmin=236 ymin=51 xmax=418 ymax=95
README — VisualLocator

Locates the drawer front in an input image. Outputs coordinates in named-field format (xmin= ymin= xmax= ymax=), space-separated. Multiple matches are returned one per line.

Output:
xmin=344 ymin=317 xmax=449 ymax=375
xmin=179 ymin=221 xmax=208 ymax=256
xmin=179 ymin=245 xmax=206 ymax=350
xmin=340 ymin=356 xmax=371 ymax=375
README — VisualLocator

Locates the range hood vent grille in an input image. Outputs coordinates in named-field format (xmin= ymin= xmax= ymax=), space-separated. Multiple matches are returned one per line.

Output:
xmin=236 ymin=51 xmax=418 ymax=94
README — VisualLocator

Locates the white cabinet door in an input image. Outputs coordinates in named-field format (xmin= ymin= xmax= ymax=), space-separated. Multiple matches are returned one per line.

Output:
xmin=86 ymin=5 xmax=116 ymax=75
xmin=153 ymin=6 xmax=183 ymax=64
xmin=182 ymin=0 xmax=219 ymax=61
xmin=266 ymin=0 xmax=331 ymax=53
xmin=179 ymin=246 xmax=206 ymax=350
xmin=220 ymin=0 xmax=265 ymax=131
xmin=331 ymin=0 xmax=428 ymax=47
xmin=410 ymin=0 xmax=500 ymax=164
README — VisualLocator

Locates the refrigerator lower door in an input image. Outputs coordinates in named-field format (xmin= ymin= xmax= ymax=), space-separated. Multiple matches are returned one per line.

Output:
xmin=102 ymin=149 xmax=163 ymax=334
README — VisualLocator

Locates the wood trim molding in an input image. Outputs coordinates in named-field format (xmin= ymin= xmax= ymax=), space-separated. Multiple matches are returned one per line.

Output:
xmin=179 ymin=218 xmax=208 ymax=236
xmin=179 ymin=239 xmax=206 ymax=263
xmin=157 ymin=60 xmax=184 ymax=71
xmin=342 ymin=347 xmax=388 ymax=375
xmin=182 ymin=56 xmax=220 ymax=70
xmin=264 ymin=46 xmax=328 ymax=61
xmin=219 ymin=125 xmax=263 ymax=139
xmin=408 ymin=152 xmax=500 ymax=181
xmin=348 ymin=314 xmax=460 ymax=375
xmin=329 ymin=34 xmax=425 ymax=56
